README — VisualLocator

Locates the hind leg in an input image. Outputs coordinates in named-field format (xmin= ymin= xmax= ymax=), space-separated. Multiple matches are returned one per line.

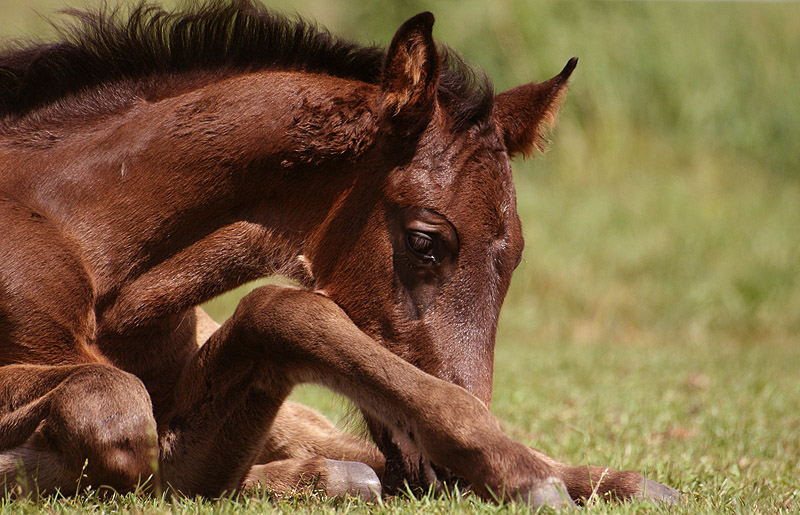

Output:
xmin=0 ymin=364 xmax=158 ymax=497
xmin=244 ymin=401 xmax=384 ymax=499
xmin=244 ymin=457 xmax=381 ymax=500
xmin=257 ymin=401 xmax=383 ymax=471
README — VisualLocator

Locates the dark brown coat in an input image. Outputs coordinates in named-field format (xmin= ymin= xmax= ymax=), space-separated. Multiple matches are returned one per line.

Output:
xmin=0 ymin=1 xmax=677 ymax=506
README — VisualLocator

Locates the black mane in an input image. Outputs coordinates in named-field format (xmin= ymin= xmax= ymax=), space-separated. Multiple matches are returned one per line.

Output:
xmin=0 ymin=0 xmax=492 ymax=130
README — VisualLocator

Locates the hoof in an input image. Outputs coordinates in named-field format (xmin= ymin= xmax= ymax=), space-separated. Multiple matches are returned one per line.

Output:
xmin=519 ymin=477 xmax=577 ymax=509
xmin=323 ymin=459 xmax=381 ymax=501
xmin=639 ymin=478 xmax=681 ymax=505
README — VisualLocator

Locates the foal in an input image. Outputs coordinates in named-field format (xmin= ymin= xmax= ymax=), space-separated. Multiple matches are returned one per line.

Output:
xmin=0 ymin=1 xmax=678 ymax=507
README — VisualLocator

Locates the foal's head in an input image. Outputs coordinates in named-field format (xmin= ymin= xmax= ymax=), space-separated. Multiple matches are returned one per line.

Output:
xmin=304 ymin=13 xmax=575 ymax=488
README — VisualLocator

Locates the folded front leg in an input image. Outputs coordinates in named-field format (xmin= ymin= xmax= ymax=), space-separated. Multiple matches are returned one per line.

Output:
xmin=213 ymin=285 xmax=575 ymax=507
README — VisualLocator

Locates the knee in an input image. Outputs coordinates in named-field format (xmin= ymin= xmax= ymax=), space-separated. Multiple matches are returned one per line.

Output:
xmin=234 ymin=284 xmax=305 ymax=325
xmin=233 ymin=285 xmax=347 ymax=342
xmin=50 ymin=365 xmax=157 ymax=491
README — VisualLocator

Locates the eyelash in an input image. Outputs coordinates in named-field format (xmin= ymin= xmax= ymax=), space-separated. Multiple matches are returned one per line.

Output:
xmin=406 ymin=231 xmax=436 ymax=263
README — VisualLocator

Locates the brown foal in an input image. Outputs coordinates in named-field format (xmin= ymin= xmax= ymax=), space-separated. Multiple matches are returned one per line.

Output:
xmin=0 ymin=1 xmax=679 ymax=507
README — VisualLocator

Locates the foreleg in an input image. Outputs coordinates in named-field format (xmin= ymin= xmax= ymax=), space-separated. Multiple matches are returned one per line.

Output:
xmin=158 ymin=285 xmax=574 ymax=506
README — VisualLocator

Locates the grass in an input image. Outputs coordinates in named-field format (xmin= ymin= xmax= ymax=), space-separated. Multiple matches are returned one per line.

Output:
xmin=2 ymin=0 xmax=799 ymax=513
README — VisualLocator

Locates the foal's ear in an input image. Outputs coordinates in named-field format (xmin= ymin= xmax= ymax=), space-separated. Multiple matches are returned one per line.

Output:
xmin=381 ymin=12 xmax=440 ymax=137
xmin=495 ymin=57 xmax=578 ymax=158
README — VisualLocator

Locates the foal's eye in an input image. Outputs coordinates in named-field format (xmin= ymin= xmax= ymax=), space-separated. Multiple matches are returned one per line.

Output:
xmin=406 ymin=231 xmax=435 ymax=262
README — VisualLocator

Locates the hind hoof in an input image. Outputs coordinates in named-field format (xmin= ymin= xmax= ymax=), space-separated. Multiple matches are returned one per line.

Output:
xmin=323 ymin=459 xmax=381 ymax=501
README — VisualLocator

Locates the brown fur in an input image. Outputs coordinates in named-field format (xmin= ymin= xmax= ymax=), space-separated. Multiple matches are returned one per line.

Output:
xmin=0 ymin=1 xmax=678 ymax=507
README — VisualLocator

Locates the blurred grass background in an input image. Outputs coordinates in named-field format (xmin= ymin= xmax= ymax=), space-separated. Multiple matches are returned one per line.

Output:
xmin=2 ymin=0 xmax=798 ymax=512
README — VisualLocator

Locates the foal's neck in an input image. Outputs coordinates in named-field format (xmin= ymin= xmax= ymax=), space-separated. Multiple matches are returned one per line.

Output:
xmin=76 ymin=71 xmax=381 ymax=329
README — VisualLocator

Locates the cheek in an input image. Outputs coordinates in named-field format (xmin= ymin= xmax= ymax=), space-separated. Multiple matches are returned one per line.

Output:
xmin=311 ymin=217 xmax=396 ymax=339
xmin=392 ymin=250 xmax=458 ymax=321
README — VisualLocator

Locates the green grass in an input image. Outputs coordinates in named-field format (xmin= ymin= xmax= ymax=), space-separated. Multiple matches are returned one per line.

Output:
xmin=2 ymin=0 xmax=799 ymax=513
